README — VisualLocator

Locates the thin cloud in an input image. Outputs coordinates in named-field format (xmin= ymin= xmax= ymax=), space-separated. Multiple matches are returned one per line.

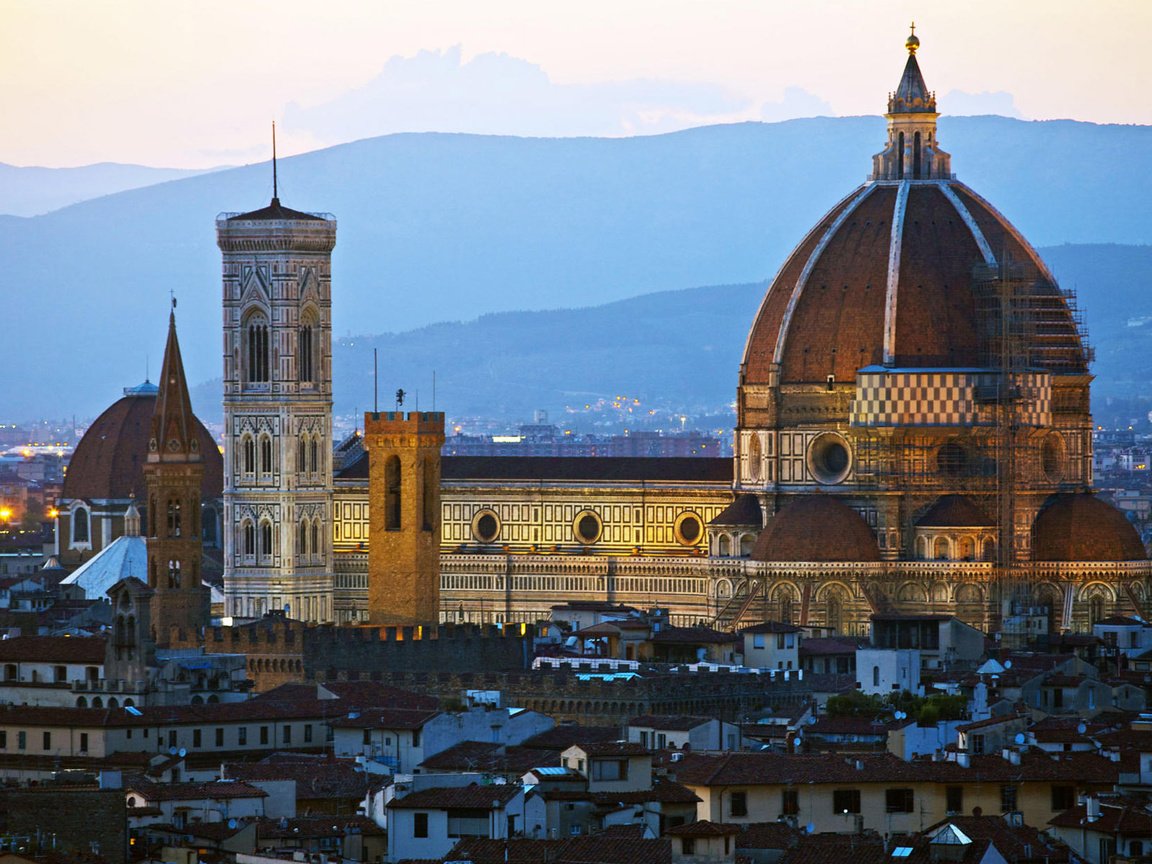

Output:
xmin=759 ymin=86 xmax=833 ymax=122
xmin=284 ymin=46 xmax=751 ymax=141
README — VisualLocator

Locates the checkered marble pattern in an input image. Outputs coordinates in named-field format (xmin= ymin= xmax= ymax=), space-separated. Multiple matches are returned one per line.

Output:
xmin=850 ymin=369 xmax=1051 ymax=428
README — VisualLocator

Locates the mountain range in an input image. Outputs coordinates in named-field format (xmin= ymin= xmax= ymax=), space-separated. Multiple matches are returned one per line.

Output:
xmin=4 ymin=117 xmax=1152 ymax=422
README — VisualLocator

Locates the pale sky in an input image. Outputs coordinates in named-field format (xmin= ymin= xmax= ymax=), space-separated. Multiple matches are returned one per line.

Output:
xmin=3 ymin=0 xmax=1149 ymax=169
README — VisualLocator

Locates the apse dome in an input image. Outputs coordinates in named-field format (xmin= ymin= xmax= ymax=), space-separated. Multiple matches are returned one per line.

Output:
xmin=750 ymin=496 xmax=881 ymax=563
xmin=1032 ymin=494 xmax=1146 ymax=562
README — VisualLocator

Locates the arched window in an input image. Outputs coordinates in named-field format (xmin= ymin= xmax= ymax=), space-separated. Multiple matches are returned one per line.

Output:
xmin=913 ymin=131 xmax=922 ymax=179
xmin=72 ymin=506 xmax=90 ymax=544
xmin=242 ymin=521 xmax=255 ymax=558
xmin=422 ymin=457 xmax=436 ymax=531
xmin=245 ymin=312 xmax=270 ymax=384
xmin=385 ymin=456 xmax=401 ymax=531
xmin=259 ymin=521 xmax=273 ymax=563
xmin=826 ymin=597 xmax=842 ymax=633
xmin=260 ymin=436 xmax=273 ymax=475
xmin=897 ymin=131 xmax=905 ymax=179
xmin=873 ymin=666 xmax=880 ymax=687
xmin=311 ymin=436 xmax=320 ymax=476
xmin=167 ymin=559 xmax=181 ymax=588
xmin=167 ymin=498 xmax=181 ymax=538
xmin=298 ymin=436 xmax=307 ymax=476
xmin=298 ymin=316 xmax=315 ymax=383
xmin=312 ymin=519 xmax=321 ymax=563
xmin=149 ymin=497 xmax=157 ymax=537
xmin=242 ymin=436 xmax=256 ymax=475
xmin=299 ymin=520 xmax=309 ymax=560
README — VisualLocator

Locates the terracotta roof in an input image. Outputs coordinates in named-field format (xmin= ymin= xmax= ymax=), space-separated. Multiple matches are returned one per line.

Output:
xmin=740 ymin=179 xmax=1088 ymax=388
xmin=226 ymin=197 xmax=327 ymax=222
xmin=126 ymin=777 xmax=267 ymax=802
xmin=651 ymin=625 xmax=740 ymax=645
xmin=62 ymin=391 xmax=222 ymax=501
xmin=520 ymin=725 xmax=623 ymax=750
xmin=916 ymin=495 xmax=993 ymax=528
xmin=751 ymin=496 xmax=880 ymax=563
xmin=672 ymin=750 xmax=1121 ymax=787
xmin=800 ymin=636 xmax=866 ymax=656
xmin=1032 ymin=493 xmax=1146 ymax=562
xmin=327 ymin=707 xmax=440 ymax=730
xmin=709 ymin=494 xmax=763 ymax=527
xmin=666 ymin=820 xmax=740 ymax=837
xmin=1049 ymin=802 xmax=1152 ymax=835
xmin=222 ymin=756 xmax=372 ymax=800
xmin=388 ymin=783 xmax=520 ymax=810
xmin=565 ymin=741 xmax=650 ymax=757
xmin=338 ymin=455 xmax=731 ymax=483
xmin=446 ymin=837 xmax=672 ymax=864
xmin=0 ymin=634 xmax=105 ymax=664
xmin=1097 ymin=615 xmax=1147 ymax=627
xmin=419 ymin=741 xmax=562 ymax=774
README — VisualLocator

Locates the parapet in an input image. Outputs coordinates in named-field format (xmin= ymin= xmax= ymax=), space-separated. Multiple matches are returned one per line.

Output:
xmin=363 ymin=411 xmax=446 ymax=437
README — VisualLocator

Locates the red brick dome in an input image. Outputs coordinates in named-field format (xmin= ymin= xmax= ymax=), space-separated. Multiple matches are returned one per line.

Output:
xmin=751 ymin=496 xmax=881 ymax=562
xmin=63 ymin=385 xmax=223 ymax=501
xmin=1032 ymin=494 xmax=1146 ymax=562
xmin=740 ymin=181 xmax=1088 ymax=387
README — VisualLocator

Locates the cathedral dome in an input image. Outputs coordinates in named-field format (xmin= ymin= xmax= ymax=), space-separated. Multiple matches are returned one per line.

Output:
xmin=750 ymin=496 xmax=881 ymax=562
xmin=1032 ymin=494 xmax=1146 ymax=562
xmin=63 ymin=386 xmax=223 ymax=501
xmin=916 ymin=495 xmax=993 ymax=528
xmin=739 ymin=39 xmax=1088 ymax=389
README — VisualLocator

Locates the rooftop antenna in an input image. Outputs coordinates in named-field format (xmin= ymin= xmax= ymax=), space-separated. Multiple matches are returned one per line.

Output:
xmin=373 ymin=349 xmax=378 ymax=414
xmin=432 ymin=370 xmax=437 ymax=412
xmin=272 ymin=121 xmax=279 ymax=202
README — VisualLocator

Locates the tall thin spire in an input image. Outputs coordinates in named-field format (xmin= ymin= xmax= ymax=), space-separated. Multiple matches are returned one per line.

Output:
xmin=272 ymin=121 xmax=279 ymax=203
xmin=148 ymin=305 xmax=200 ymax=463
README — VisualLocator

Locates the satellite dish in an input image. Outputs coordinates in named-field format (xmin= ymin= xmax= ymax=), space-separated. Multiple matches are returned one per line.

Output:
xmin=1013 ymin=733 xmax=1026 ymax=745
xmin=1077 ymin=722 xmax=1088 ymax=735
xmin=227 ymin=819 xmax=238 ymax=830
xmin=178 ymin=748 xmax=187 ymax=758
xmin=168 ymin=746 xmax=178 ymax=756
xmin=1004 ymin=660 xmax=1012 ymax=669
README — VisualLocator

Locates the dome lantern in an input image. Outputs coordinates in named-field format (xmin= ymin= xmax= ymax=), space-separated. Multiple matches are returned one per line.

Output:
xmin=871 ymin=27 xmax=952 ymax=182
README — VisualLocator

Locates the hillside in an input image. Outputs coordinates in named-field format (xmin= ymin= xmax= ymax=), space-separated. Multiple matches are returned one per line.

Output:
xmin=6 ymin=117 xmax=1152 ymax=420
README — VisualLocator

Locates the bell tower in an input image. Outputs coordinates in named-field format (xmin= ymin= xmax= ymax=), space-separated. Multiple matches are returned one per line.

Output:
xmin=144 ymin=308 xmax=210 ymax=644
xmin=217 ymin=175 xmax=337 ymax=623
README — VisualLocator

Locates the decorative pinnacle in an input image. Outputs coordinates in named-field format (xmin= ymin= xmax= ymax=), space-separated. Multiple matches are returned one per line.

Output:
xmin=906 ymin=21 xmax=920 ymax=55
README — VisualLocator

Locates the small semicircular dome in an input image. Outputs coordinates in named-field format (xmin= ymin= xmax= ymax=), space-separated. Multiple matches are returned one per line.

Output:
xmin=750 ymin=496 xmax=881 ymax=563
xmin=1032 ymin=494 xmax=1146 ymax=562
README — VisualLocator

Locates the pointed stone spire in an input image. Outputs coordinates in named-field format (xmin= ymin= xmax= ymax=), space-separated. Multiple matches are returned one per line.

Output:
xmin=148 ymin=307 xmax=201 ymax=463
xmin=871 ymin=25 xmax=952 ymax=181
xmin=124 ymin=501 xmax=141 ymax=537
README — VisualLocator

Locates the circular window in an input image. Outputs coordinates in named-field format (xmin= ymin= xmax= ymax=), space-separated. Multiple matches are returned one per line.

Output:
xmin=1041 ymin=432 xmax=1066 ymax=483
xmin=470 ymin=510 xmax=501 ymax=544
xmin=675 ymin=512 xmax=703 ymax=546
xmin=936 ymin=441 xmax=969 ymax=477
xmin=807 ymin=433 xmax=852 ymax=485
xmin=747 ymin=434 xmax=762 ymax=482
xmin=573 ymin=510 xmax=603 ymax=545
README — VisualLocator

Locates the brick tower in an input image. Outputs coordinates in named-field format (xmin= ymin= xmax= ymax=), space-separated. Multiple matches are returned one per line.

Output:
xmin=364 ymin=411 xmax=445 ymax=624
xmin=144 ymin=308 xmax=210 ymax=645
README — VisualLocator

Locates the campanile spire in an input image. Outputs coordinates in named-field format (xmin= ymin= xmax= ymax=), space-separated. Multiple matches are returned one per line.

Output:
xmin=870 ymin=26 xmax=952 ymax=181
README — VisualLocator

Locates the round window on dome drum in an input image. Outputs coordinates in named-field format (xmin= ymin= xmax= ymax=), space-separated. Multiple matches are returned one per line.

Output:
xmin=470 ymin=510 xmax=501 ymax=544
xmin=1041 ymin=432 xmax=1066 ymax=483
xmin=807 ymin=433 xmax=852 ymax=485
xmin=675 ymin=512 xmax=703 ymax=546
xmin=573 ymin=510 xmax=603 ymax=545
xmin=936 ymin=440 xmax=970 ymax=477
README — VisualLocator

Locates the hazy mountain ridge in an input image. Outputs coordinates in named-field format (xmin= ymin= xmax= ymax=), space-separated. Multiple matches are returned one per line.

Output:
xmin=0 ymin=161 xmax=221 ymax=218
xmin=6 ymin=117 xmax=1152 ymax=420
xmin=185 ymin=243 xmax=1152 ymax=430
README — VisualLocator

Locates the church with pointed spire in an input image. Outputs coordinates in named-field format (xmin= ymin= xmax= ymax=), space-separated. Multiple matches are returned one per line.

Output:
xmin=143 ymin=306 xmax=211 ymax=644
